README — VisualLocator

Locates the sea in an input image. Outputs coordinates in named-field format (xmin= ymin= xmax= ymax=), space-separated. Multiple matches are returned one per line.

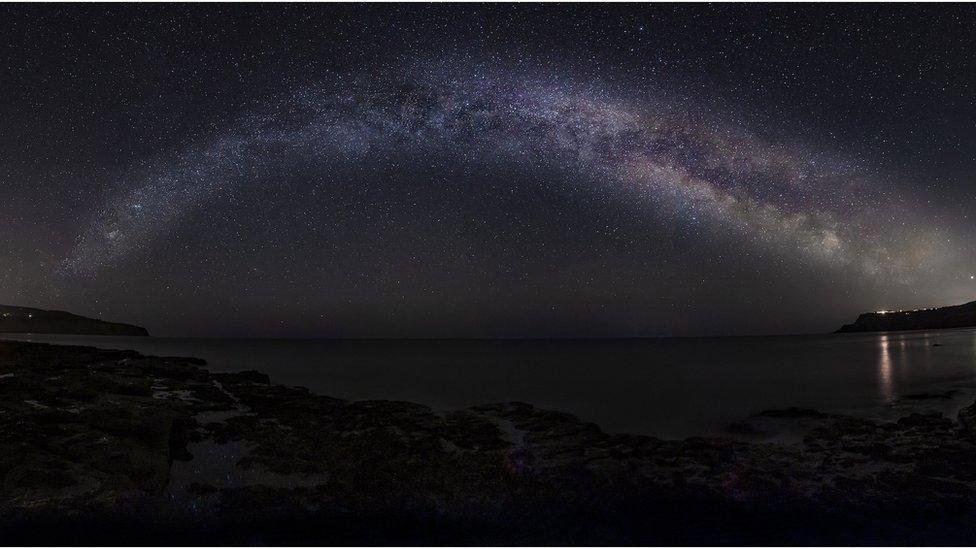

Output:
xmin=4 ymin=328 xmax=976 ymax=439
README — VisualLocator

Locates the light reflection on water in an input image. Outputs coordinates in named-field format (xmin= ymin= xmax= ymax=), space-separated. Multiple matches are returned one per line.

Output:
xmin=878 ymin=334 xmax=893 ymax=403
xmin=4 ymin=327 xmax=976 ymax=438
xmin=874 ymin=330 xmax=976 ymax=403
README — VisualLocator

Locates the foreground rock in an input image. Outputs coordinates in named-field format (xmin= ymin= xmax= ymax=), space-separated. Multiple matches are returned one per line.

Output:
xmin=3 ymin=339 xmax=976 ymax=544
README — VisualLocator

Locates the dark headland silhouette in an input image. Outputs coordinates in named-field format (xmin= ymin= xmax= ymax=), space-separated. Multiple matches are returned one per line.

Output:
xmin=836 ymin=299 xmax=976 ymax=333
xmin=4 ymin=298 xmax=975 ymax=339
xmin=0 ymin=304 xmax=149 ymax=336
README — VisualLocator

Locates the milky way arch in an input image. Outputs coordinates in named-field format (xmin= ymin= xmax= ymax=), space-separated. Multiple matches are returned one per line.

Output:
xmin=62 ymin=64 xmax=945 ymax=283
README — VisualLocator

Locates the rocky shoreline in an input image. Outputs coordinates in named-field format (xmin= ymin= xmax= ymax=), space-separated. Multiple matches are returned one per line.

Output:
xmin=3 ymin=339 xmax=976 ymax=544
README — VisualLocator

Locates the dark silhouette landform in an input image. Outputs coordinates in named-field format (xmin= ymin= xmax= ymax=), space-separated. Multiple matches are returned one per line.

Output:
xmin=0 ymin=305 xmax=148 ymax=336
xmin=2 ymin=339 xmax=976 ymax=544
xmin=837 ymin=299 xmax=976 ymax=333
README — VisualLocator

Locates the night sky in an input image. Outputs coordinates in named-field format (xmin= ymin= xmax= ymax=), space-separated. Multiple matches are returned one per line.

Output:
xmin=2 ymin=4 xmax=975 ymax=338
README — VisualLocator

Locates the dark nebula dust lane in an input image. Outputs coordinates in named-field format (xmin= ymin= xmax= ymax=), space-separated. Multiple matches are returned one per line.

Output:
xmin=2 ymin=4 xmax=975 ymax=337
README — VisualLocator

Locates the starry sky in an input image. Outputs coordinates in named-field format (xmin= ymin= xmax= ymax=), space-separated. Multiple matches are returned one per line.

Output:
xmin=2 ymin=4 xmax=975 ymax=338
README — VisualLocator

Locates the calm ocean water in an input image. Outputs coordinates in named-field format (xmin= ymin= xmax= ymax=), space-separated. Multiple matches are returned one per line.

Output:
xmin=4 ymin=328 xmax=976 ymax=439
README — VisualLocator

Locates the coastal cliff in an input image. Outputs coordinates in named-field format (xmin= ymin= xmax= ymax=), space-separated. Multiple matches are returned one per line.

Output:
xmin=836 ymin=299 xmax=976 ymax=333
xmin=3 ymin=339 xmax=976 ymax=544
xmin=0 ymin=305 xmax=148 ymax=336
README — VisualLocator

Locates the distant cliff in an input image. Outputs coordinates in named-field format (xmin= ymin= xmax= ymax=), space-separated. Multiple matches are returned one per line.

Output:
xmin=0 ymin=305 xmax=149 ymax=336
xmin=836 ymin=300 xmax=976 ymax=333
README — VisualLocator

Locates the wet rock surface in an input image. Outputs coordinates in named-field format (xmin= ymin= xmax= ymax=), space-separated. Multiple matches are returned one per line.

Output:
xmin=3 ymin=339 xmax=976 ymax=544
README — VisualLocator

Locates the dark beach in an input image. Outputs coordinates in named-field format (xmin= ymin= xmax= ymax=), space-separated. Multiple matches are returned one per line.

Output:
xmin=4 ymin=338 xmax=976 ymax=545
